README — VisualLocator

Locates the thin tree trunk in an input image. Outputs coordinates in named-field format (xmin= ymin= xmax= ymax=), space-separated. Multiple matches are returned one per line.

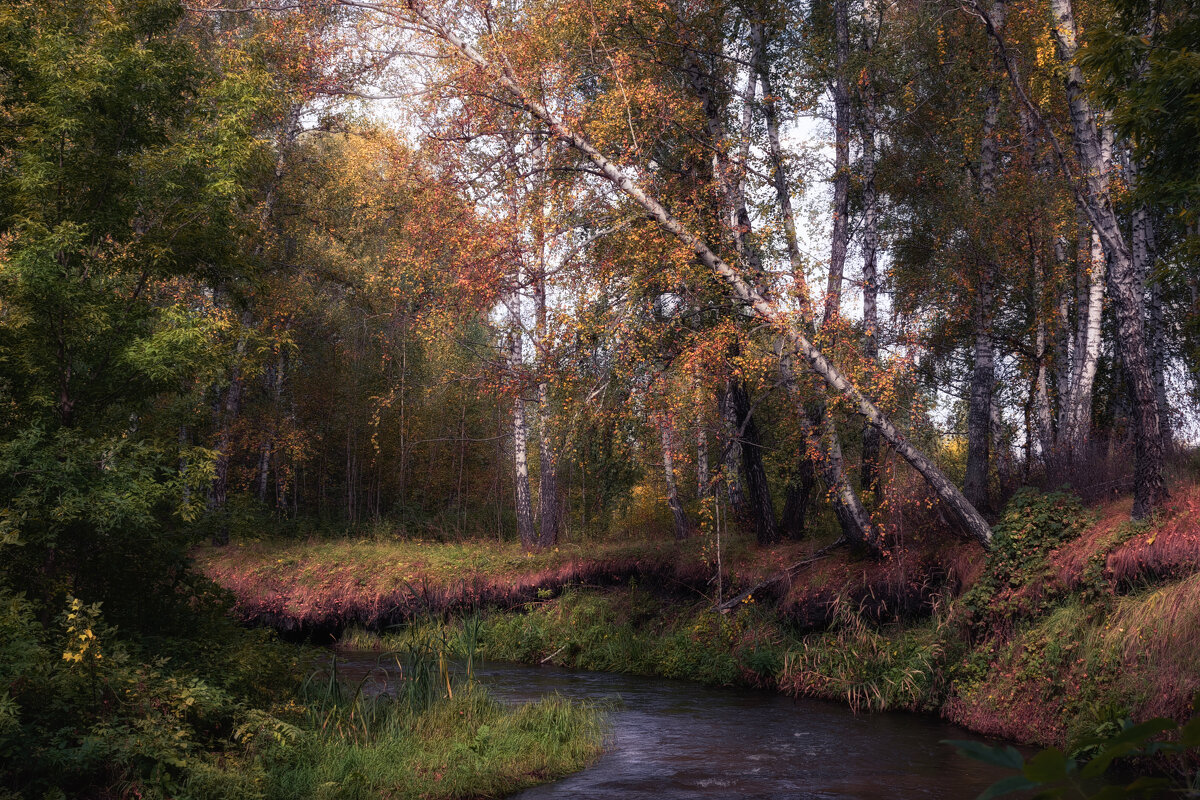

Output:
xmin=826 ymin=0 xmax=851 ymax=324
xmin=729 ymin=379 xmax=778 ymax=546
xmin=1033 ymin=250 xmax=1056 ymax=462
xmin=779 ymin=457 xmax=816 ymax=539
xmin=536 ymin=379 xmax=558 ymax=546
xmin=659 ymin=416 xmax=690 ymax=540
xmin=965 ymin=1 xmax=1005 ymax=512
xmin=1130 ymin=159 xmax=1172 ymax=450
xmin=414 ymin=6 xmax=993 ymax=546
xmin=719 ymin=387 xmax=747 ymax=515
xmin=859 ymin=63 xmax=882 ymax=497
xmin=696 ymin=385 xmax=710 ymax=498
xmin=510 ymin=330 xmax=536 ymax=548
xmin=209 ymin=309 xmax=251 ymax=546
xmin=529 ymin=134 xmax=559 ymax=548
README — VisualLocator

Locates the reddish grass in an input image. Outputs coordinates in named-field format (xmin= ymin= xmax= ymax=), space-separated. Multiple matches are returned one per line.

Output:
xmin=1106 ymin=486 xmax=1200 ymax=588
xmin=202 ymin=546 xmax=713 ymax=634
xmin=1049 ymin=482 xmax=1200 ymax=592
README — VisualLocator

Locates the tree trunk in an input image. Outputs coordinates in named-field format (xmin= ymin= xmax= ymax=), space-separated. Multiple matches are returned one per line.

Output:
xmin=859 ymin=68 xmax=882 ymax=497
xmin=965 ymin=278 xmax=995 ymax=511
xmin=729 ymin=378 xmax=778 ymax=546
xmin=696 ymin=393 xmax=710 ymax=499
xmin=208 ymin=309 xmax=251 ymax=546
xmin=776 ymin=339 xmax=878 ymax=549
xmin=719 ymin=387 xmax=747 ymax=515
xmin=1129 ymin=159 xmax=1172 ymax=450
xmin=1033 ymin=251 xmax=1056 ymax=463
xmin=826 ymin=0 xmax=851 ymax=324
xmin=659 ymin=417 xmax=690 ymax=540
xmin=1061 ymin=221 xmax=1106 ymax=459
xmin=965 ymin=2 xmax=1005 ymax=512
xmin=779 ymin=456 xmax=816 ymax=539
xmin=414 ymin=5 xmax=993 ymax=547
xmin=536 ymin=379 xmax=559 ymax=547
xmin=758 ymin=18 xmax=873 ymax=546
xmin=510 ymin=330 xmax=536 ymax=549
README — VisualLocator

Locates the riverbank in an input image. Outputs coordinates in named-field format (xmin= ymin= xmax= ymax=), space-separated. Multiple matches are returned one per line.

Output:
xmin=198 ymin=483 xmax=1200 ymax=752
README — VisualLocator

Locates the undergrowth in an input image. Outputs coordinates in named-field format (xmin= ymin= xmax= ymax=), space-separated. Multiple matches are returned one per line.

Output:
xmin=0 ymin=587 xmax=606 ymax=799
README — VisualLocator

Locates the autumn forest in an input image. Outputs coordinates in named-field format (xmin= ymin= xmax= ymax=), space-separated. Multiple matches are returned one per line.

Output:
xmin=2 ymin=0 xmax=1199 ymax=796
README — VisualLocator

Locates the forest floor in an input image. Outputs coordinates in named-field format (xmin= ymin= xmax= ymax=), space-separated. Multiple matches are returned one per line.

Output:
xmin=198 ymin=479 xmax=1200 ymax=752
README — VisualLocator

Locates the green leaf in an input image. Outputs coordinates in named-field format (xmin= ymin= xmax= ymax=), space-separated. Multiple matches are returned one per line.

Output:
xmin=946 ymin=739 xmax=1026 ymax=770
xmin=1080 ymin=742 xmax=1136 ymax=778
xmin=1023 ymin=748 xmax=1071 ymax=783
xmin=1107 ymin=718 xmax=1176 ymax=748
xmin=976 ymin=775 xmax=1039 ymax=800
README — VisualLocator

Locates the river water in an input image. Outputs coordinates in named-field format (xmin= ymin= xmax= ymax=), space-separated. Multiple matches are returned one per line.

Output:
xmin=334 ymin=651 xmax=1011 ymax=799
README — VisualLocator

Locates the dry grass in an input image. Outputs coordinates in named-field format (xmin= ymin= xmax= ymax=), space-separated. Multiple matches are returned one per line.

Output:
xmin=198 ymin=537 xmax=719 ymax=632
xmin=1103 ymin=571 xmax=1200 ymax=720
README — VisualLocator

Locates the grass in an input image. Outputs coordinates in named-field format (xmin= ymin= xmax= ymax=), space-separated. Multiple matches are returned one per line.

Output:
xmin=342 ymin=587 xmax=778 ymax=688
xmin=180 ymin=625 xmax=607 ymax=800
xmin=195 ymin=531 xmax=856 ymax=632
xmin=250 ymin=688 xmax=605 ymax=800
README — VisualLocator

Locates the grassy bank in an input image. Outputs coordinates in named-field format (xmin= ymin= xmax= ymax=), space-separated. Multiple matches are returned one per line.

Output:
xmin=200 ymin=483 xmax=1200 ymax=755
xmin=252 ymin=685 xmax=604 ymax=800
xmin=0 ymin=587 xmax=605 ymax=799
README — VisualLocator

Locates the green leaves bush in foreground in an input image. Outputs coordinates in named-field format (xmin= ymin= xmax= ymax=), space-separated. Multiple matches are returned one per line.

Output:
xmin=949 ymin=700 xmax=1200 ymax=799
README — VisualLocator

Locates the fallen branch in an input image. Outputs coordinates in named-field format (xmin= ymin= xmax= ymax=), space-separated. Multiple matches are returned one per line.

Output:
xmin=716 ymin=538 xmax=848 ymax=613
xmin=540 ymin=644 xmax=568 ymax=664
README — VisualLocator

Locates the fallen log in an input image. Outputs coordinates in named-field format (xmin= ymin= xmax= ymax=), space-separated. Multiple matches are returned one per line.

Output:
xmin=716 ymin=538 xmax=847 ymax=613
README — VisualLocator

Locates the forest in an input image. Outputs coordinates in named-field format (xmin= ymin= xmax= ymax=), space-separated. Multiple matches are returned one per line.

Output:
xmin=1 ymin=0 xmax=1199 ymax=796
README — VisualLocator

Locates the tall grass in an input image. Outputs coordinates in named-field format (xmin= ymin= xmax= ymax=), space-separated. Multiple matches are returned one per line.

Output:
xmin=245 ymin=622 xmax=607 ymax=800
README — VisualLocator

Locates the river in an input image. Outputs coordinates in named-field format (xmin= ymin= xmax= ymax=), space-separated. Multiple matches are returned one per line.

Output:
xmin=334 ymin=651 xmax=1013 ymax=799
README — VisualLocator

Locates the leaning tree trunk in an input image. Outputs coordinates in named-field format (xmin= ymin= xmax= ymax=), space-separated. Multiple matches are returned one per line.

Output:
xmin=411 ymin=3 xmax=993 ymax=547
